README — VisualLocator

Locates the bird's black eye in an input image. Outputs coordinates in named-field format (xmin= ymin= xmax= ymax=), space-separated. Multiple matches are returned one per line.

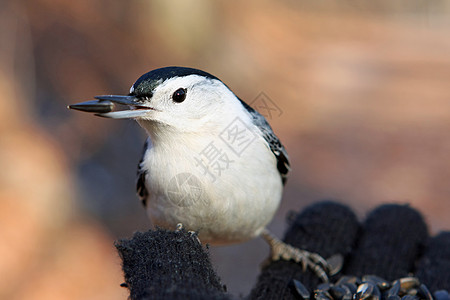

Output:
xmin=172 ymin=88 xmax=187 ymax=103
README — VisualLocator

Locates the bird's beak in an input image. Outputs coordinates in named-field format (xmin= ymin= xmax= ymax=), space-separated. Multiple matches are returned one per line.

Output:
xmin=68 ymin=95 xmax=154 ymax=119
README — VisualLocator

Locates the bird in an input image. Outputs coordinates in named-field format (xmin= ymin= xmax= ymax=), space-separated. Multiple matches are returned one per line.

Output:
xmin=69 ymin=66 xmax=337 ymax=281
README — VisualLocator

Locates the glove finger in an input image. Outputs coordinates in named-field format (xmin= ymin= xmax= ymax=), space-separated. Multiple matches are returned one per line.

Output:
xmin=416 ymin=231 xmax=450 ymax=292
xmin=343 ymin=204 xmax=428 ymax=281
xmin=249 ymin=201 xmax=359 ymax=299
xmin=115 ymin=229 xmax=230 ymax=300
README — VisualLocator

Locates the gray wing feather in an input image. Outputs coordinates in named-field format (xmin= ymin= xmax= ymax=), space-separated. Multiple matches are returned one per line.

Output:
xmin=239 ymin=99 xmax=290 ymax=185
xmin=136 ymin=138 xmax=150 ymax=206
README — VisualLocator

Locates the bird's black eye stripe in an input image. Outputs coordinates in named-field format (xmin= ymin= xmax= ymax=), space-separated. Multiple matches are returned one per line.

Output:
xmin=172 ymin=88 xmax=187 ymax=103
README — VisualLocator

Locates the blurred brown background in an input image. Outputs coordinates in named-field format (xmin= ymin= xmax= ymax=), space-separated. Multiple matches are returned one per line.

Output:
xmin=1 ymin=0 xmax=449 ymax=298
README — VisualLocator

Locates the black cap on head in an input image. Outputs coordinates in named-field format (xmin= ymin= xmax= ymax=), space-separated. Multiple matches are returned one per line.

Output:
xmin=130 ymin=67 xmax=220 ymax=98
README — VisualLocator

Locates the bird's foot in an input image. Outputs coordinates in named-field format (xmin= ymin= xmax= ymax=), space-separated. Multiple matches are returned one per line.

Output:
xmin=261 ymin=229 xmax=343 ymax=282
xmin=175 ymin=223 xmax=201 ymax=244
xmin=175 ymin=223 xmax=183 ymax=232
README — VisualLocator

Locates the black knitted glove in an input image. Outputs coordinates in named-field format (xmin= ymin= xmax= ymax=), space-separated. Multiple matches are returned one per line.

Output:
xmin=250 ymin=202 xmax=450 ymax=300
xmin=115 ymin=202 xmax=450 ymax=300
xmin=115 ymin=230 xmax=230 ymax=300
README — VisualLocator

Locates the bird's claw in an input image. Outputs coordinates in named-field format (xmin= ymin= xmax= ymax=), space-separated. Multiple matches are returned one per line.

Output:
xmin=188 ymin=230 xmax=201 ymax=244
xmin=174 ymin=223 xmax=201 ymax=244
xmin=175 ymin=223 xmax=183 ymax=232
xmin=262 ymin=229 xmax=342 ymax=282
xmin=270 ymin=241 xmax=330 ymax=282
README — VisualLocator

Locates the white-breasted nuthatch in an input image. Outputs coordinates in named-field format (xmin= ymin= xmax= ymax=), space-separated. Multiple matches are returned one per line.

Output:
xmin=70 ymin=67 xmax=337 ymax=281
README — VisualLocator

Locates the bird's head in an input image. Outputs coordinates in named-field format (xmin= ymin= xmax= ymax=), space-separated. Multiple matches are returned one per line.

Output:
xmin=70 ymin=67 xmax=244 ymax=134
